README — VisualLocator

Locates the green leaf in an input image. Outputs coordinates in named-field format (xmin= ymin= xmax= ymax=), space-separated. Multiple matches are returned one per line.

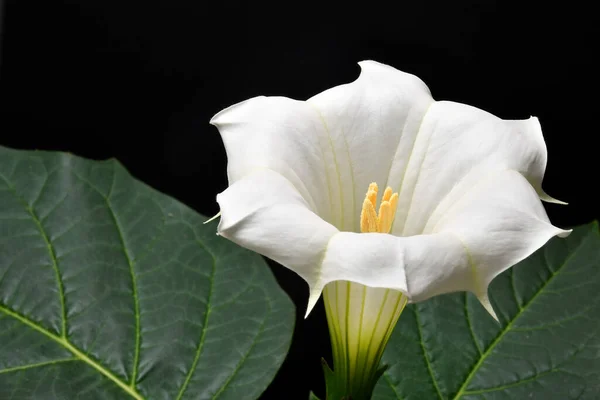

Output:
xmin=0 ymin=146 xmax=295 ymax=399
xmin=375 ymin=222 xmax=600 ymax=400
xmin=309 ymin=392 xmax=322 ymax=400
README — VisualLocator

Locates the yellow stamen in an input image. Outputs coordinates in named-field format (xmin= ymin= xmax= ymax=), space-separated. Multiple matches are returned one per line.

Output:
xmin=382 ymin=187 xmax=393 ymax=202
xmin=389 ymin=192 xmax=399 ymax=215
xmin=360 ymin=183 xmax=399 ymax=234
xmin=367 ymin=182 xmax=378 ymax=209
xmin=360 ymin=198 xmax=379 ymax=233
xmin=378 ymin=201 xmax=392 ymax=233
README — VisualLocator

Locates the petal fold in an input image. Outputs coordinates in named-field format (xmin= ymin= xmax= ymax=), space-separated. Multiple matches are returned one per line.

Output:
xmin=211 ymin=96 xmax=335 ymax=223
xmin=391 ymin=103 xmax=557 ymax=236
xmin=216 ymin=168 xmax=338 ymax=313
xmin=407 ymin=169 xmax=570 ymax=316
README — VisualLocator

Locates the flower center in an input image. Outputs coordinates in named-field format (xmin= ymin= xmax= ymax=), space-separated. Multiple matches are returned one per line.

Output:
xmin=360 ymin=182 xmax=399 ymax=234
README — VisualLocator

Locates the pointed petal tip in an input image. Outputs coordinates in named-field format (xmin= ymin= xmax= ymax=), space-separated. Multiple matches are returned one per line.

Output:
xmin=357 ymin=60 xmax=399 ymax=75
xmin=477 ymin=292 xmax=499 ymax=322
xmin=527 ymin=115 xmax=541 ymax=125
xmin=558 ymin=228 xmax=573 ymax=238
xmin=203 ymin=211 xmax=221 ymax=225
xmin=304 ymin=286 xmax=324 ymax=319
xmin=357 ymin=59 xmax=381 ymax=68
xmin=539 ymin=190 xmax=568 ymax=205
xmin=209 ymin=111 xmax=223 ymax=127
xmin=209 ymin=96 xmax=267 ymax=127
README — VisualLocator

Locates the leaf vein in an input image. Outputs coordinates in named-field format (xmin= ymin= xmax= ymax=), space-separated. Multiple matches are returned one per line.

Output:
xmin=414 ymin=305 xmax=444 ymax=399
xmin=451 ymin=231 xmax=593 ymax=399
xmin=0 ymin=358 xmax=78 ymax=375
xmin=0 ymin=172 xmax=68 ymax=337
xmin=0 ymin=303 xmax=144 ymax=399
xmin=464 ymin=293 xmax=482 ymax=356
xmin=383 ymin=373 xmax=404 ymax=400
xmin=212 ymin=293 xmax=272 ymax=400
xmin=105 ymin=174 xmax=141 ymax=388
xmin=174 ymin=239 xmax=217 ymax=400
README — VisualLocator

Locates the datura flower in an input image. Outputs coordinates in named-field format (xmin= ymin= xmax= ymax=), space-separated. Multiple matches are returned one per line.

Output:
xmin=210 ymin=60 xmax=569 ymax=400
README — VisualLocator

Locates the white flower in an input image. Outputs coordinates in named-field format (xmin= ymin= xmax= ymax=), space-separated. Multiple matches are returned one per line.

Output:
xmin=211 ymin=59 xmax=568 ymax=317
xmin=210 ymin=61 xmax=569 ymax=398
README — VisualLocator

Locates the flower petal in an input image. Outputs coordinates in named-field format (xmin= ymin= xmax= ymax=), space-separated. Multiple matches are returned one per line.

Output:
xmin=316 ymin=170 xmax=568 ymax=318
xmin=216 ymin=168 xmax=339 ymax=311
xmin=211 ymin=96 xmax=335 ymax=224
xmin=319 ymin=231 xmax=464 ymax=301
xmin=212 ymin=61 xmax=559 ymax=235
xmin=216 ymin=169 xmax=567 ymax=319
xmin=307 ymin=61 xmax=560 ymax=235
xmin=212 ymin=61 xmax=567 ymax=320
xmin=389 ymin=101 xmax=556 ymax=236
xmin=409 ymin=169 xmax=571 ymax=316
xmin=307 ymin=61 xmax=434 ymax=232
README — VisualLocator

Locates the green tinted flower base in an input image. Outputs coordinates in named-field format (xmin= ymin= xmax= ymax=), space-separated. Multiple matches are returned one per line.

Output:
xmin=321 ymin=282 xmax=407 ymax=400
xmin=321 ymin=358 xmax=389 ymax=400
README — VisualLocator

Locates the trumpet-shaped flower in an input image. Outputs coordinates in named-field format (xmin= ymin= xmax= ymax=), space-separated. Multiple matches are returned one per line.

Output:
xmin=210 ymin=61 xmax=568 ymax=399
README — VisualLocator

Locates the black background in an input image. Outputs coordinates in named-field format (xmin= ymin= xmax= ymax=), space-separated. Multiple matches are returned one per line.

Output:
xmin=0 ymin=1 xmax=597 ymax=399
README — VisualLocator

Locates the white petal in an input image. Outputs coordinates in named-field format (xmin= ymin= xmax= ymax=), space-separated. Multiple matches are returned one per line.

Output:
xmin=211 ymin=96 xmax=335 ymax=224
xmin=391 ymin=101 xmax=555 ymax=236
xmin=539 ymin=190 xmax=568 ymax=205
xmin=409 ymin=169 xmax=570 ymax=313
xmin=216 ymin=168 xmax=338 ymax=311
xmin=320 ymin=233 xmax=409 ymax=293
xmin=320 ymin=231 xmax=466 ymax=301
xmin=308 ymin=60 xmax=434 ymax=232
xmin=217 ymin=169 xmax=566 ymax=319
xmin=212 ymin=61 xmax=558 ymax=235
xmin=317 ymin=170 xmax=568 ymax=318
